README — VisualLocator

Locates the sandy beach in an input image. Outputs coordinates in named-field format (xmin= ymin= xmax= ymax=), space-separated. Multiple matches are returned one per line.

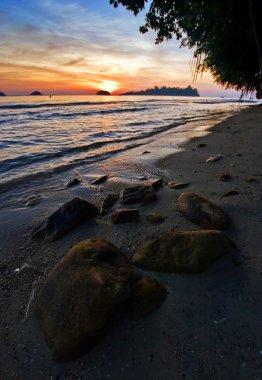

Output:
xmin=1 ymin=105 xmax=262 ymax=379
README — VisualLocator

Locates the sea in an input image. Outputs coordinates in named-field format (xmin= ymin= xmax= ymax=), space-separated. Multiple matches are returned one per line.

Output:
xmin=0 ymin=95 xmax=252 ymax=194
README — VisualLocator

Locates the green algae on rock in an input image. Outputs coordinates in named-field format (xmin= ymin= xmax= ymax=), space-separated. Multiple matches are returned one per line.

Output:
xmin=131 ymin=230 xmax=233 ymax=273
xmin=125 ymin=277 xmax=167 ymax=320
xmin=34 ymin=239 xmax=133 ymax=362
xmin=177 ymin=192 xmax=230 ymax=230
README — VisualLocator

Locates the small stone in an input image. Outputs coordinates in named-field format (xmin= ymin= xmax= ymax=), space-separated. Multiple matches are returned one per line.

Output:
xmin=222 ymin=190 xmax=239 ymax=197
xmin=168 ymin=182 xmax=190 ymax=190
xmin=111 ymin=209 xmax=140 ymax=224
xmin=66 ymin=177 xmax=81 ymax=187
xmin=125 ymin=277 xmax=167 ymax=320
xmin=24 ymin=195 xmax=42 ymax=207
xmin=91 ymin=175 xmax=108 ymax=185
xmin=142 ymin=151 xmax=151 ymax=155
xmin=177 ymin=192 xmax=230 ymax=230
xmin=206 ymin=154 xmax=223 ymax=163
xmin=234 ymin=153 xmax=242 ymax=157
xmin=245 ymin=176 xmax=257 ymax=182
xmin=148 ymin=178 xmax=163 ymax=190
xmin=218 ymin=172 xmax=231 ymax=181
xmin=146 ymin=213 xmax=164 ymax=224
xmin=197 ymin=143 xmax=207 ymax=148
xmin=131 ymin=230 xmax=233 ymax=273
xmin=100 ymin=193 xmax=119 ymax=215
xmin=120 ymin=186 xmax=157 ymax=204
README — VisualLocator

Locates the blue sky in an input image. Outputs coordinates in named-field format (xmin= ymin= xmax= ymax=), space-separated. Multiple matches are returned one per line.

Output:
xmin=0 ymin=0 xmax=240 ymax=96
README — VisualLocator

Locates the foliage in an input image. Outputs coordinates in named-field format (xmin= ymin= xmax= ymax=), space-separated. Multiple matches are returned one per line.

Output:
xmin=120 ymin=85 xmax=199 ymax=96
xmin=110 ymin=0 xmax=262 ymax=96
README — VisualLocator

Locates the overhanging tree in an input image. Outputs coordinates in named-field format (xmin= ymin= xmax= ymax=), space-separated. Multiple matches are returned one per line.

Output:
xmin=110 ymin=0 xmax=262 ymax=98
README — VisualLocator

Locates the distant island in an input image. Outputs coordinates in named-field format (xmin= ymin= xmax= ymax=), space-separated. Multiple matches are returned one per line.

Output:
xmin=96 ymin=90 xmax=111 ymax=95
xmin=120 ymin=85 xmax=199 ymax=96
xmin=30 ymin=91 xmax=43 ymax=96
xmin=0 ymin=91 xmax=6 ymax=96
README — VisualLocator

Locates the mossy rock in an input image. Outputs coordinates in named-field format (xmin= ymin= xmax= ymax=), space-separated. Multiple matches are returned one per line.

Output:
xmin=125 ymin=277 xmax=167 ymax=320
xmin=177 ymin=192 xmax=230 ymax=230
xmin=34 ymin=239 xmax=133 ymax=362
xmin=131 ymin=230 xmax=233 ymax=273
xmin=100 ymin=193 xmax=119 ymax=215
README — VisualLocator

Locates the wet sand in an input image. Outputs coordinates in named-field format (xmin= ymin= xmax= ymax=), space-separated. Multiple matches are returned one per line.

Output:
xmin=0 ymin=105 xmax=262 ymax=379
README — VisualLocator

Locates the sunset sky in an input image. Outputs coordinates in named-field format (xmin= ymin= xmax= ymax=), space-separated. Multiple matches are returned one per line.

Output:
xmin=0 ymin=0 xmax=240 ymax=97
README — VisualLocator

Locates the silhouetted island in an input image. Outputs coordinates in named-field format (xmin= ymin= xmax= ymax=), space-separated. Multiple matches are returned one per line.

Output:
xmin=96 ymin=90 xmax=111 ymax=95
xmin=0 ymin=91 xmax=6 ymax=96
xmin=120 ymin=85 xmax=199 ymax=96
xmin=30 ymin=91 xmax=43 ymax=96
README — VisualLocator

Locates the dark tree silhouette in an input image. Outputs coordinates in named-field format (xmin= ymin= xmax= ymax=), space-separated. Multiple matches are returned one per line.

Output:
xmin=110 ymin=0 xmax=262 ymax=98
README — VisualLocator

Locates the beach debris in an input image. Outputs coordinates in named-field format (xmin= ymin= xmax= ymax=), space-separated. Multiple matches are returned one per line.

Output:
xmin=30 ymin=197 xmax=98 ymax=241
xmin=24 ymin=194 xmax=42 ymax=207
xmin=91 ymin=175 xmax=108 ymax=185
xmin=111 ymin=208 xmax=140 ymax=224
xmin=177 ymin=192 xmax=230 ymax=230
xmin=142 ymin=150 xmax=151 ymax=154
xmin=66 ymin=177 xmax=81 ymax=187
xmin=206 ymin=154 xmax=223 ymax=163
xmin=131 ymin=230 xmax=233 ymax=273
xmin=222 ymin=190 xmax=239 ymax=197
xmin=218 ymin=172 xmax=231 ymax=181
xmin=168 ymin=182 xmax=190 ymax=190
xmin=148 ymin=178 xmax=163 ymax=190
xmin=100 ymin=193 xmax=119 ymax=215
xmin=245 ymin=176 xmax=257 ymax=182
xmin=197 ymin=143 xmax=207 ymax=148
xmin=23 ymin=276 xmax=41 ymax=322
xmin=120 ymin=185 xmax=157 ymax=204
xmin=34 ymin=239 xmax=133 ymax=361
xmin=125 ymin=276 xmax=167 ymax=320
xmin=14 ymin=263 xmax=35 ymax=273
xmin=146 ymin=213 xmax=165 ymax=224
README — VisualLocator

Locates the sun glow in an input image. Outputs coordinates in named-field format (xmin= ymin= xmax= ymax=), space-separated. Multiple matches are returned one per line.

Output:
xmin=100 ymin=80 xmax=119 ymax=93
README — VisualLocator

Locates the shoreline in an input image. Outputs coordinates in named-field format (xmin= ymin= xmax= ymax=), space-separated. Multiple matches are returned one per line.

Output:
xmin=1 ymin=105 xmax=262 ymax=379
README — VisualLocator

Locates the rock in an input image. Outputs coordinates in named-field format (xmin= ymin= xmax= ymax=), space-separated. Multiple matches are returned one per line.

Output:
xmin=96 ymin=90 xmax=110 ymax=95
xmin=66 ymin=177 xmax=81 ymax=187
xmin=222 ymin=190 xmax=239 ymax=197
xmin=30 ymin=91 xmax=42 ymax=96
xmin=111 ymin=208 xmax=139 ymax=224
xmin=177 ymin=192 xmax=230 ymax=230
xmin=168 ymin=182 xmax=190 ymax=190
xmin=197 ymin=143 xmax=206 ymax=148
xmin=146 ymin=213 xmax=164 ymax=224
xmin=206 ymin=154 xmax=223 ymax=163
xmin=34 ymin=239 xmax=133 ymax=361
xmin=142 ymin=150 xmax=151 ymax=155
xmin=148 ymin=178 xmax=163 ymax=190
xmin=245 ymin=176 xmax=257 ymax=182
xmin=218 ymin=172 xmax=231 ymax=181
xmin=131 ymin=230 xmax=233 ymax=273
xmin=0 ymin=91 xmax=6 ymax=96
xmin=125 ymin=277 xmax=167 ymax=320
xmin=91 ymin=175 xmax=108 ymax=185
xmin=100 ymin=193 xmax=119 ymax=215
xmin=120 ymin=185 xmax=157 ymax=204
xmin=30 ymin=197 xmax=98 ymax=241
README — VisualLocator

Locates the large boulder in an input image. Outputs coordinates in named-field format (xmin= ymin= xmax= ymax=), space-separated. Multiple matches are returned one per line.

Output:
xmin=177 ymin=192 xmax=230 ymax=230
xmin=30 ymin=197 xmax=98 ymax=241
xmin=120 ymin=185 xmax=157 ymax=204
xmin=34 ymin=239 xmax=133 ymax=362
xmin=131 ymin=230 xmax=233 ymax=273
xmin=125 ymin=277 xmax=167 ymax=320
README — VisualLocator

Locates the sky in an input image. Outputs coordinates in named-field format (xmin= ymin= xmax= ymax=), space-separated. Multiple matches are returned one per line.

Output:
xmin=0 ymin=0 xmax=241 ymax=97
